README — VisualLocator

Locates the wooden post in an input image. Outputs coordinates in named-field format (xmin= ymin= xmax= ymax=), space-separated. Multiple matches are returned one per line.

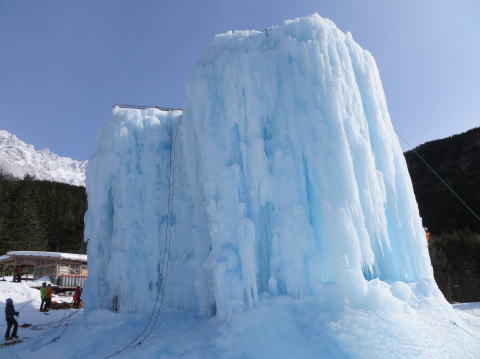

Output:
xmin=13 ymin=257 xmax=16 ymax=282
xmin=55 ymin=261 xmax=59 ymax=285
xmin=33 ymin=257 xmax=37 ymax=279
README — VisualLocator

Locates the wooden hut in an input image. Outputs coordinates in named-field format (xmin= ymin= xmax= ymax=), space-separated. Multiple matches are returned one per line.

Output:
xmin=0 ymin=251 xmax=87 ymax=288
xmin=0 ymin=254 xmax=13 ymax=278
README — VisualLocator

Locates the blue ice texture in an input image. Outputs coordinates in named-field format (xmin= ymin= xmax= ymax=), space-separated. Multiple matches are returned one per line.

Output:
xmin=84 ymin=14 xmax=442 ymax=319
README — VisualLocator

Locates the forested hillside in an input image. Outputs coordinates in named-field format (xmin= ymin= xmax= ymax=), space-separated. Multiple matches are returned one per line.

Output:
xmin=405 ymin=127 xmax=480 ymax=234
xmin=405 ymin=127 xmax=480 ymax=302
xmin=0 ymin=173 xmax=87 ymax=254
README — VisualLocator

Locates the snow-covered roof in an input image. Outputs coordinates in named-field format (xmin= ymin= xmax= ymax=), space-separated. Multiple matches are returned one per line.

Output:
xmin=0 ymin=254 xmax=11 ymax=263
xmin=6 ymin=251 xmax=87 ymax=262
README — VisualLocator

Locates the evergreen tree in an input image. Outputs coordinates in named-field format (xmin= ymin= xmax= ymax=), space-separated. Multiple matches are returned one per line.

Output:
xmin=0 ymin=176 xmax=87 ymax=254
xmin=429 ymin=229 xmax=480 ymax=302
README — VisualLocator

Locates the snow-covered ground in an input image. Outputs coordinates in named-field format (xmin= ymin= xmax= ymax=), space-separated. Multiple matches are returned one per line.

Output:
xmin=1 ymin=279 xmax=479 ymax=359
xmin=0 ymin=279 xmax=82 ymax=357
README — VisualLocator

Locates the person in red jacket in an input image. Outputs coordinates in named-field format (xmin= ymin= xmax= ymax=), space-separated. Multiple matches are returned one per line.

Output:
xmin=73 ymin=286 xmax=83 ymax=309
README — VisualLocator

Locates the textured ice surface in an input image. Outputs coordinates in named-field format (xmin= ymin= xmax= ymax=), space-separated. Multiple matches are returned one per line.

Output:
xmin=86 ymin=14 xmax=437 ymax=318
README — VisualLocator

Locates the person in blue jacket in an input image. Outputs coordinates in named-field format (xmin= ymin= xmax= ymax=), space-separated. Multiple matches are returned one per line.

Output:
xmin=4 ymin=298 xmax=19 ymax=340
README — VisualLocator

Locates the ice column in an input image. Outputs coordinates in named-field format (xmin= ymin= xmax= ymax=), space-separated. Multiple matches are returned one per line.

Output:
xmin=182 ymin=14 xmax=433 ymax=316
xmin=85 ymin=14 xmax=435 ymax=317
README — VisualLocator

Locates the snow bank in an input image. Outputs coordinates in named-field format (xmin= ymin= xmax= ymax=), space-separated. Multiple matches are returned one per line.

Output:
xmin=0 ymin=278 xmax=41 ymax=311
xmin=26 ymin=275 xmax=54 ymax=288
xmin=2 ymin=279 xmax=477 ymax=359
xmin=11 ymin=299 xmax=480 ymax=359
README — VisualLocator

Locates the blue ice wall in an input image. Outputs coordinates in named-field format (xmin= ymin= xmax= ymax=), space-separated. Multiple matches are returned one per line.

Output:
xmin=181 ymin=14 xmax=433 ymax=316
xmin=84 ymin=108 xmax=213 ymax=314
xmin=85 ymin=14 xmax=435 ymax=318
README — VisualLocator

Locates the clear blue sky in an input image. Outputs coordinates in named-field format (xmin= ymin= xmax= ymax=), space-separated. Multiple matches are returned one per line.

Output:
xmin=1 ymin=0 xmax=479 ymax=160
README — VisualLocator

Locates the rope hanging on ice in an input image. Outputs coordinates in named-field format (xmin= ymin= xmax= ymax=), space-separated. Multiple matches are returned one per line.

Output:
xmin=452 ymin=321 xmax=480 ymax=343
xmin=102 ymin=114 xmax=182 ymax=359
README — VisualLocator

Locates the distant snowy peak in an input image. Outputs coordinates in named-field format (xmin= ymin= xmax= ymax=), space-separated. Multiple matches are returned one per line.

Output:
xmin=0 ymin=130 xmax=87 ymax=186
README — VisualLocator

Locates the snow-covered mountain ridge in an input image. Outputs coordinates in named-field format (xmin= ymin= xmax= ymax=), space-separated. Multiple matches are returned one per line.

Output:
xmin=0 ymin=130 xmax=87 ymax=186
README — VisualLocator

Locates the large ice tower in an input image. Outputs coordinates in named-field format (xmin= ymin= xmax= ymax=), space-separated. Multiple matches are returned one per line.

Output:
xmin=85 ymin=14 xmax=436 ymax=318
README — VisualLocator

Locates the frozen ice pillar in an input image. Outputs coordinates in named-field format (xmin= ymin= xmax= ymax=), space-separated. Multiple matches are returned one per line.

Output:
xmin=182 ymin=13 xmax=434 ymax=314
xmin=85 ymin=14 xmax=436 ymax=318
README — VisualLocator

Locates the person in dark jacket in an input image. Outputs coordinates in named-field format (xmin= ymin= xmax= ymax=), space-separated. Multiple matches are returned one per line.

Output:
xmin=4 ymin=298 xmax=19 ymax=340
